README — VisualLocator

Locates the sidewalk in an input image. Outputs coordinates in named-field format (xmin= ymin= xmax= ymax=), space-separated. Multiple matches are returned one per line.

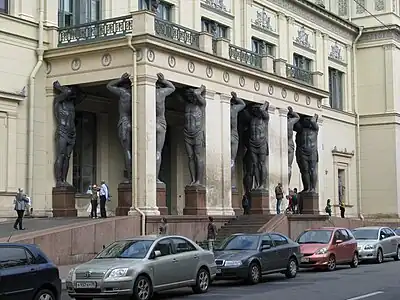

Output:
xmin=59 ymin=264 xmax=79 ymax=290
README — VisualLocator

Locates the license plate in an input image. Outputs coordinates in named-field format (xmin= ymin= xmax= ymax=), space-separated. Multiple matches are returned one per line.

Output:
xmin=76 ymin=281 xmax=96 ymax=289
xmin=301 ymin=257 xmax=310 ymax=263
xmin=216 ymin=268 xmax=221 ymax=274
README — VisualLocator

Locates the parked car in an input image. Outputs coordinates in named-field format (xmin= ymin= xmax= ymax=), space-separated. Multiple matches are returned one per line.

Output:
xmin=66 ymin=235 xmax=216 ymax=300
xmin=296 ymin=227 xmax=358 ymax=271
xmin=352 ymin=226 xmax=400 ymax=263
xmin=0 ymin=243 xmax=61 ymax=300
xmin=213 ymin=233 xmax=301 ymax=284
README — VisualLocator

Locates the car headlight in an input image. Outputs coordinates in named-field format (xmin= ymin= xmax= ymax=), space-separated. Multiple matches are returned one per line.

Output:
xmin=315 ymin=247 xmax=328 ymax=255
xmin=107 ymin=268 xmax=129 ymax=278
xmin=67 ymin=268 xmax=75 ymax=281
xmin=364 ymin=244 xmax=375 ymax=250
xmin=224 ymin=260 xmax=242 ymax=267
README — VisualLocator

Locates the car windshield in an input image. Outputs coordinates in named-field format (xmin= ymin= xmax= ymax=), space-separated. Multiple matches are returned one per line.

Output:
xmin=297 ymin=230 xmax=332 ymax=244
xmin=219 ymin=235 xmax=260 ymax=250
xmin=95 ymin=240 xmax=154 ymax=259
xmin=352 ymin=229 xmax=379 ymax=240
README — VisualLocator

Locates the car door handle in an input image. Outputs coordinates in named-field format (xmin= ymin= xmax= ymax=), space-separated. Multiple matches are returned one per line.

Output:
xmin=172 ymin=258 xmax=179 ymax=263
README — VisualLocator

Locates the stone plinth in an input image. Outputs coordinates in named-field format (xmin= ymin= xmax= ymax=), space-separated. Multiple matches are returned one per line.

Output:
xmin=157 ymin=182 xmax=168 ymax=215
xmin=183 ymin=185 xmax=207 ymax=215
xmin=231 ymin=189 xmax=241 ymax=215
xmin=116 ymin=182 xmax=132 ymax=216
xmin=300 ymin=192 xmax=319 ymax=215
xmin=52 ymin=186 xmax=77 ymax=217
xmin=250 ymin=189 xmax=271 ymax=214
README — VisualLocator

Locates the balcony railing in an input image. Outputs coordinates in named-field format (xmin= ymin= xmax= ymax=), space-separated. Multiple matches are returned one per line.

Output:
xmin=286 ymin=64 xmax=313 ymax=85
xmin=229 ymin=45 xmax=262 ymax=69
xmin=212 ymin=38 xmax=217 ymax=55
xmin=58 ymin=15 xmax=133 ymax=46
xmin=154 ymin=18 xmax=200 ymax=49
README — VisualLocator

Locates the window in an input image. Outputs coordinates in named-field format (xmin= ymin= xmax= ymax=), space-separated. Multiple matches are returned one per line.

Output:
xmin=201 ymin=18 xmax=228 ymax=38
xmin=338 ymin=229 xmax=350 ymax=241
xmin=293 ymin=54 xmax=311 ymax=71
xmin=58 ymin=0 xmax=101 ymax=27
xmin=270 ymin=234 xmax=288 ymax=246
xmin=0 ymin=0 xmax=8 ymax=13
xmin=261 ymin=235 xmax=273 ymax=247
xmin=0 ymin=247 xmax=31 ymax=269
xmin=171 ymin=238 xmax=196 ymax=253
xmin=329 ymin=67 xmax=344 ymax=110
xmin=346 ymin=229 xmax=355 ymax=240
xmin=73 ymin=111 xmax=97 ymax=193
xmin=139 ymin=0 xmax=172 ymax=21
xmin=382 ymin=228 xmax=395 ymax=238
xmin=153 ymin=239 xmax=173 ymax=256
xmin=251 ymin=37 xmax=275 ymax=56
xmin=338 ymin=168 xmax=346 ymax=203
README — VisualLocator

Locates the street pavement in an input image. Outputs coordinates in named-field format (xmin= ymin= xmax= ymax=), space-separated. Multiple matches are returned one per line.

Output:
xmin=62 ymin=259 xmax=400 ymax=300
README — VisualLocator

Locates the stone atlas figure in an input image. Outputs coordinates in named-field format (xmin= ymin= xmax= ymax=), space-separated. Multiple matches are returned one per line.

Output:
xmin=155 ymin=73 xmax=175 ymax=183
xmin=230 ymin=91 xmax=246 ymax=188
xmin=294 ymin=114 xmax=319 ymax=192
xmin=107 ymin=73 xmax=133 ymax=182
xmin=53 ymin=81 xmax=83 ymax=187
xmin=183 ymin=85 xmax=206 ymax=185
xmin=249 ymin=101 xmax=270 ymax=190
xmin=240 ymin=109 xmax=254 ymax=197
xmin=287 ymin=106 xmax=300 ymax=184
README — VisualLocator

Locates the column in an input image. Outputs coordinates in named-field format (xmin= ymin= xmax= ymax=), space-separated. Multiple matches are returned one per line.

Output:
xmin=97 ymin=113 xmax=109 ymax=184
xmin=384 ymin=44 xmax=395 ymax=112
xmin=345 ymin=44 xmax=352 ymax=112
xmin=131 ymin=75 xmax=159 ymax=215
xmin=278 ymin=108 xmax=289 ymax=199
xmin=277 ymin=12 xmax=288 ymax=60
xmin=267 ymin=105 xmax=280 ymax=213
xmin=6 ymin=112 xmax=17 ymax=192
xmin=0 ymin=112 xmax=7 ymax=191
xmin=315 ymin=30 xmax=324 ymax=73
xmin=286 ymin=16 xmax=295 ymax=64
xmin=317 ymin=117 xmax=324 ymax=213
xmin=219 ymin=94 xmax=235 ymax=216
xmin=322 ymin=33 xmax=330 ymax=106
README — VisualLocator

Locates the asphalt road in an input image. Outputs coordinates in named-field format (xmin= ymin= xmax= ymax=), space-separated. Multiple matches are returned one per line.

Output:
xmin=62 ymin=259 xmax=400 ymax=300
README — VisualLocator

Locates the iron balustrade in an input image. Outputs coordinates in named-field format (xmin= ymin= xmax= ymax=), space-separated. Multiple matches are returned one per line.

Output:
xmin=154 ymin=18 xmax=200 ymax=48
xmin=286 ymin=64 xmax=313 ymax=85
xmin=212 ymin=38 xmax=217 ymax=54
xmin=58 ymin=15 xmax=133 ymax=46
xmin=229 ymin=45 xmax=262 ymax=69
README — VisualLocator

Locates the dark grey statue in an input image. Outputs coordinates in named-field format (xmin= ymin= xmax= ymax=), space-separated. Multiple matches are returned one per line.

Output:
xmin=53 ymin=81 xmax=83 ymax=187
xmin=183 ymin=85 xmax=206 ymax=185
xmin=294 ymin=114 xmax=319 ymax=192
xmin=249 ymin=101 xmax=270 ymax=190
xmin=155 ymin=73 xmax=175 ymax=183
xmin=107 ymin=73 xmax=132 ymax=182
xmin=240 ymin=108 xmax=254 ymax=197
xmin=287 ymin=106 xmax=300 ymax=184
xmin=230 ymin=91 xmax=246 ymax=188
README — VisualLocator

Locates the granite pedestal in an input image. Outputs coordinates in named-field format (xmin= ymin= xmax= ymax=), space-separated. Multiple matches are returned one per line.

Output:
xmin=116 ymin=182 xmax=132 ymax=216
xmin=156 ymin=182 xmax=168 ymax=215
xmin=250 ymin=189 xmax=271 ymax=214
xmin=183 ymin=185 xmax=207 ymax=215
xmin=52 ymin=186 xmax=77 ymax=217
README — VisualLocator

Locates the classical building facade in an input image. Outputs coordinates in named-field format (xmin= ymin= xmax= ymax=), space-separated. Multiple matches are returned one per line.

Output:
xmin=0 ymin=0 xmax=397 ymax=218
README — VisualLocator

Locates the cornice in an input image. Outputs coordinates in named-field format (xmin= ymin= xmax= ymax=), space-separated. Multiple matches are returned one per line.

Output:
xmin=358 ymin=25 xmax=400 ymax=44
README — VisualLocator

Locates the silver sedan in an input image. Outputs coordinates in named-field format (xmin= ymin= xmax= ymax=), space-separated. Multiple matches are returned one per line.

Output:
xmin=65 ymin=235 xmax=216 ymax=300
xmin=352 ymin=226 xmax=400 ymax=263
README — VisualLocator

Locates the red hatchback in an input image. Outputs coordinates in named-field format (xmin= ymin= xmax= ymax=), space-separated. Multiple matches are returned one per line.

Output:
xmin=296 ymin=227 xmax=359 ymax=271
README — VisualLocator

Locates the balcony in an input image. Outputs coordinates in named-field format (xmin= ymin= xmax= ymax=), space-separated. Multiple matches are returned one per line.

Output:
xmin=229 ymin=45 xmax=262 ymax=69
xmin=286 ymin=64 xmax=313 ymax=85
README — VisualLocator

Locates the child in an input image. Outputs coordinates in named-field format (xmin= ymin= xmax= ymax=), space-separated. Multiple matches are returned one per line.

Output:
xmin=325 ymin=199 xmax=332 ymax=217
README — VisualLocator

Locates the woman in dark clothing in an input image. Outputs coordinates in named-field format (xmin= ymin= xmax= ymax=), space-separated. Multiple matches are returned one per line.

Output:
xmin=242 ymin=194 xmax=250 ymax=215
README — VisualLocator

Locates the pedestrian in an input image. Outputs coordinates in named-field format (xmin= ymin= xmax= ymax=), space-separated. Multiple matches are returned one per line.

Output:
xmin=99 ymin=180 xmax=109 ymax=218
xmin=159 ymin=217 xmax=168 ymax=235
xmin=325 ymin=199 xmax=332 ymax=217
xmin=275 ymin=183 xmax=284 ymax=214
xmin=90 ymin=184 xmax=99 ymax=219
xmin=207 ymin=216 xmax=217 ymax=251
xmin=242 ymin=194 xmax=250 ymax=215
xmin=13 ymin=188 xmax=29 ymax=230
xmin=339 ymin=200 xmax=345 ymax=218
xmin=292 ymin=188 xmax=298 ymax=214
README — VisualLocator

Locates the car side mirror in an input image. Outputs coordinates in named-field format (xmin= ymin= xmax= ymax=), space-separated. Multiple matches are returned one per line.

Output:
xmin=380 ymin=235 xmax=385 ymax=240
xmin=150 ymin=250 xmax=162 ymax=259
xmin=261 ymin=245 xmax=271 ymax=251
xmin=335 ymin=239 xmax=343 ymax=244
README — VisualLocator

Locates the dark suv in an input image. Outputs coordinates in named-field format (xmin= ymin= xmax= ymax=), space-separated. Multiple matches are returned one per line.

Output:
xmin=0 ymin=243 xmax=61 ymax=300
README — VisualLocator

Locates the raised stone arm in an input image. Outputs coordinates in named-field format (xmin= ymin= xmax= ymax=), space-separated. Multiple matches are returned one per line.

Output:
xmin=231 ymin=91 xmax=246 ymax=112
xmin=107 ymin=73 xmax=130 ymax=96
xmin=193 ymin=85 xmax=206 ymax=106
xmin=53 ymin=81 xmax=72 ymax=103
xmin=157 ymin=73 xmax=175 ymax=97
xmin=259 ymin=101 xmax=270 ymax=120
xmin=288 ymin=106 xmax=300 ymax=124
xmin=310 ymin=113 xmax=319 ymax=131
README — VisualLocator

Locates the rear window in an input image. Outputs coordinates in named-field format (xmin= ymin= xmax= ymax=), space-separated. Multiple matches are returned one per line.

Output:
xmin=296 ymin=230 xmax=333 ymax=244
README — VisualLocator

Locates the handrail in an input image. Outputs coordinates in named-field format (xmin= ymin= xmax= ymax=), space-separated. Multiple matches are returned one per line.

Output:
xmin=154 ymin=18 xmax=200 ymax=48
xmin=286 ymin=64 xmax=313 ymax=85
xmin=229 ymin=44 xmax=262 ymax=69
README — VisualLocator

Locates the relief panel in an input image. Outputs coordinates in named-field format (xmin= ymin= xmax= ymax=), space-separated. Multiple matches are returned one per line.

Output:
xmin=328 ymin=39 xmax=347 ymax=62
xmin=293 ymin=23 xmax=315 ymax=50
xmin=201 ymin=0 xmax=232 ymax=13
xmin=251 ymin=4 xmax=278 ymax=33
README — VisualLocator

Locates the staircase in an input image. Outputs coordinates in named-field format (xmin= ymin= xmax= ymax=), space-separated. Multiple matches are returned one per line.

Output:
xmin=215 ymin=214 xmax=276 ymax=246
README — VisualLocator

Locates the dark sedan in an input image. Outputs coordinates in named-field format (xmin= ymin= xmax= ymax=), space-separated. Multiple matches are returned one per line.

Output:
xmin=214 ymin=233 xmax=301 ymax=284
xmin=0 ymin=243 xmax=61 ymax=300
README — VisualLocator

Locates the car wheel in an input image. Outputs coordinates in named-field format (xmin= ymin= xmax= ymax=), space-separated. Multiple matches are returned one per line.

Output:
xmin=349 ymin=252 xmax=359 ymax=268
xmin=327 ymin=255 xmax=336 ymax=271
xmin=285 ymin=257 xmax=298 ymax=278
xmin=376 ymin=248 xmax=383 ymax=264
xmin=192 ymin=267 xmax=210 ymax=294
xmin=246 ymin=262 xmax=261 ymax=284
xmin=393 ymin=246 xmax=400 ymax=261
xmin=133 ymin=275 xmax=153 ymax=300
xmin=34 ymin=289 xmax=55 ymax=300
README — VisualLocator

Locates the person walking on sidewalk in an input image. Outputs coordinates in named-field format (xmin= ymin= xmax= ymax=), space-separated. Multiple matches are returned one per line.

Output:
xmin=90 ymin=184 xmax=99 ymax=219
xmin=275 ymin=183 xmax=284 ymax=214
xmin=13 ymin=188 xmax=29 ymax=230
xmin=207 ymin=217 xmax=217 ymax=251
xmin=99 ymin=180 xmax=109 ymax=218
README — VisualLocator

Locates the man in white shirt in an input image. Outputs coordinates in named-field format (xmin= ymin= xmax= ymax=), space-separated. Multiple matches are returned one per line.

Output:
xmin=99 ymin=180 xmax=109 ymax=218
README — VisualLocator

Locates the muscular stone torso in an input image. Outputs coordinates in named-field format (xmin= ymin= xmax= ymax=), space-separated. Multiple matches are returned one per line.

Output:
xmin=287 ymin=120 xmax=297 ymax=150
xmin=156 ymin=89 xmax=167 ymax=129
xmin=184 ymin=104 xmax=203 ymax=136
xmin=119 ymin=91 xmax=132 ymax=119
xmin=57 ymin=100 xmax=75 ymax=138
xmin=249 ymin=117 xmax=267 ymax=147
xmin=296 ymin=128 xmax=318 ymax=155
xmin=230 ymin=107 xmax=239 ymax=140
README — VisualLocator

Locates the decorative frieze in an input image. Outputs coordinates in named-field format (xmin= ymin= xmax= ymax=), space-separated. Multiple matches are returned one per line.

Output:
xmin=356 ymin=0 xmax=366 ymax=13
xmin=201 ymin=0 xmax=231 ymax=13
xmin=328 ymin=39 xmax=347 ymax=62
xmin=338 ymin=0 xmax=349 ymax=16
xmin=293 ymin=23 xmax=315 ymax=49
xmin=375 ymin=0 xmax=385 ymax=11
xmin=251 ymin=5 xmax=277 ymax=33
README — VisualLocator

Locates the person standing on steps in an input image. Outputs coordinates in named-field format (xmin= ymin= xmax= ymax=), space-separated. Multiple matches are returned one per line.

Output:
xmin=339 ymin=200 xmax=345 ymax=218
xmin=159 ymin=217 xmax=168 ymax=235
xmin=325 ymin=199 xmax=332 ymax=217
xmin=99 ymin=180 xmax=109 ymax=218
xmin=242 ymin=194 xmax=250 ymax=215
xmin=90 ymin=184 xmax=99 ymax=219
xmin=275 ymin=183 xmax=284 ymax=214
xmin=207 ymin=217 xmax=217 ymax=251
xmin=13 ymin=188 xmax=29 ymax=230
